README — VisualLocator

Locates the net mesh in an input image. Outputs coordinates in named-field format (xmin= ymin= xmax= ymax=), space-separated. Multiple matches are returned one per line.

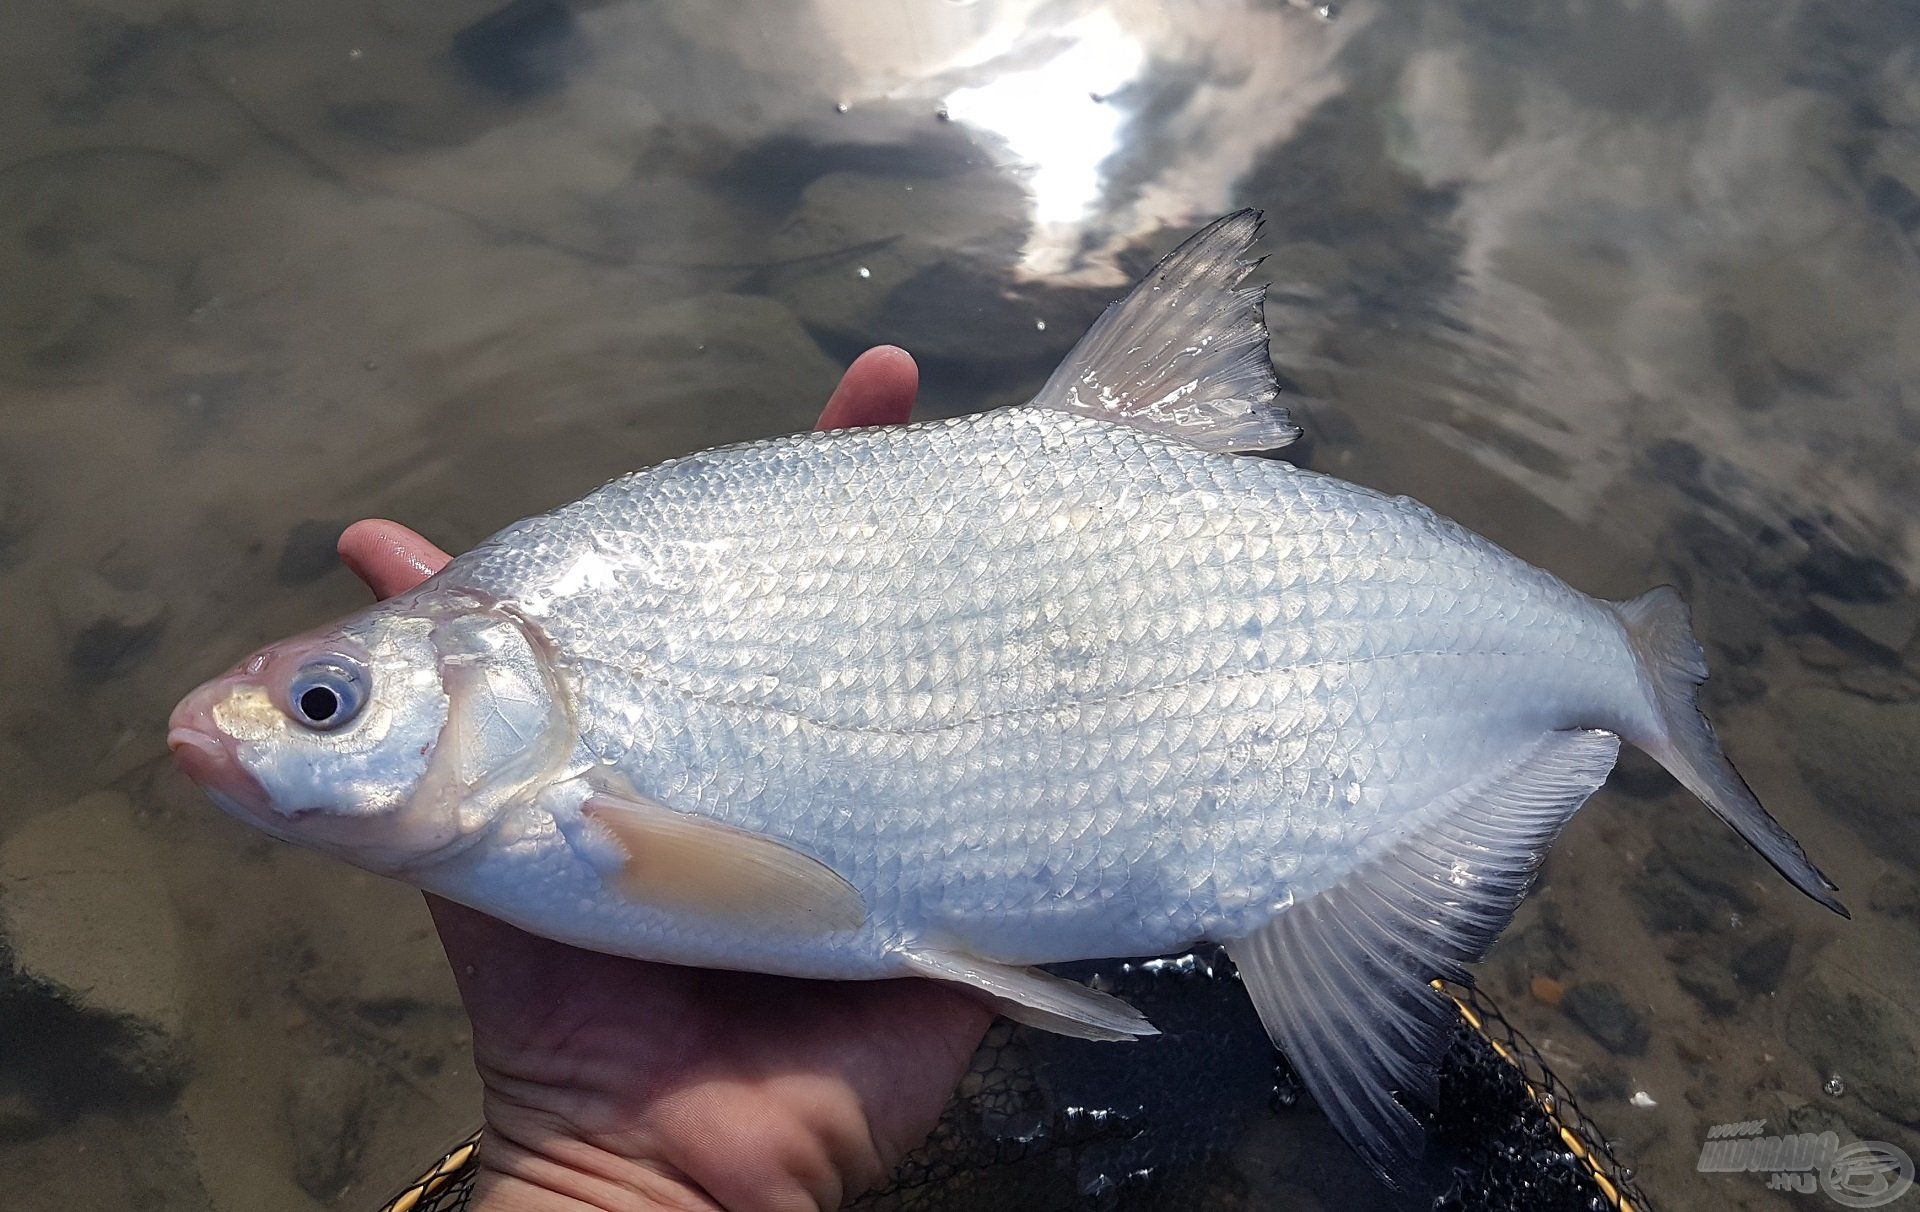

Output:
xmin=379 ymin=950 xmax=1650 ymax=1212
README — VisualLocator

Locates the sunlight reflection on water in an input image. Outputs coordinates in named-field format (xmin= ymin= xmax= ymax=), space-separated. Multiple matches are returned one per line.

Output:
xmin=0 ymin=1 xmax=1916 ymax=1208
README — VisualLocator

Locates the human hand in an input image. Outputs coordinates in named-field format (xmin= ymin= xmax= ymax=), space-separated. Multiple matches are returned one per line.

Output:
xmin=339 ymin=347 xmax=994 ymax=1212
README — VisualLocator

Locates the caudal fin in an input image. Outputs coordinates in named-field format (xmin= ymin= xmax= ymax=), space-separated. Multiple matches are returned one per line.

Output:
xmin=1614 ymin=587 xmax=1848 ymax=917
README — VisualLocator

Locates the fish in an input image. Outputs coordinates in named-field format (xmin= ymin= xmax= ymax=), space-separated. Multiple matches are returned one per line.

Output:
xmin=169 ymin=211 xmax=1844 ymax=1192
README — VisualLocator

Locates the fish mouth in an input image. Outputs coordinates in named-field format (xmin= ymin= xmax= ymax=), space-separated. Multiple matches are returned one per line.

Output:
xmin=167 ymin=716 xmax=270 ymax=817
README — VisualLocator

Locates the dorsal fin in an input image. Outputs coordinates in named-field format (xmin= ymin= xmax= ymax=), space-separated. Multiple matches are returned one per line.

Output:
xmin=1029 ymin=209 xmax=1300 ymax=452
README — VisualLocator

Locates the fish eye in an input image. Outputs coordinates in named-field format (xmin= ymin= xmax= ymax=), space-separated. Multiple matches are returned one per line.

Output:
xmin=287 ymin=658 xmax=369 ymax=731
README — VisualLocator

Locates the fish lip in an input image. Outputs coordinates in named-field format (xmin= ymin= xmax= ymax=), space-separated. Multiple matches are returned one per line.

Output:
xmin=165 ymin=725 xmax=219 ymax=755
xmin=167 ymin=723 xmax=270 ymax=816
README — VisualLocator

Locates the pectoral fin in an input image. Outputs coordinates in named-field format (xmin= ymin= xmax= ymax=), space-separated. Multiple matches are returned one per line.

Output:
xmin=582 ymin=790 xmax=866 ymax=936
xmin=901 ymin=947 xmax=1157 ymax=1042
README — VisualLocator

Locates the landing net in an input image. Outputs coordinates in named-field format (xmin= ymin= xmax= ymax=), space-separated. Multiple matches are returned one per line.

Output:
xmin=379 ymin=952 xmax=1649 ymax=1212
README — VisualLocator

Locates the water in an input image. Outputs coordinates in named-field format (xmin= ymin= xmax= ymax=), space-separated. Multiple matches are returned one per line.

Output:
xmin=2 ymin=0 xmax=1917 ymax=1207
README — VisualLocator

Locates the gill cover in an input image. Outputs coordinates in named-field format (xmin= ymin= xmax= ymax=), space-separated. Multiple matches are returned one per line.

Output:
xmin=200 ymin=593 xmax=573 ymax=873
xmin=401 ymin=599 xmax=576 ymax=867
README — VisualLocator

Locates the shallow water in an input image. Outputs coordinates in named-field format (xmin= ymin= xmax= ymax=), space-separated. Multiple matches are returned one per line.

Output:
xmin=2 ymin=0 xmax=1917 ymax=1207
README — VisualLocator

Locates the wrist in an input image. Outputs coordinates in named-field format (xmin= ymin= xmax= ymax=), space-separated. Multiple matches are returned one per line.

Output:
xmin=466 ymin=1168 xmax=704 ymax=1212
xmin=467 ymin=1056 xmax=884 ymax=1212
xmin=465 ymin=1120 xmax=720 ymax=1212
xmin=466 ymin=1170 xmax=682 ymax=1212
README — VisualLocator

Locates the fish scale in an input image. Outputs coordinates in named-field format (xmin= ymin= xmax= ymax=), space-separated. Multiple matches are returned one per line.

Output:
xmin=437 ymin=402 xmax=1634 ymax=969
xmin=173 ymin=210 xmax=1845 ymax=1195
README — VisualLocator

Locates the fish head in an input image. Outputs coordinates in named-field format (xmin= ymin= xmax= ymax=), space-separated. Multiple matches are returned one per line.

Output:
xmin=169 ymin=593 xmax=568 ymax=874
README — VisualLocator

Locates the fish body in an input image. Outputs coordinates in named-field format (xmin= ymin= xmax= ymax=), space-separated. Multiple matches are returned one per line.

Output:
xmin=423 ymin=406 xmax=1638 ymax=976
xmin=171 ymin=212 xmax=1842 ymax=1188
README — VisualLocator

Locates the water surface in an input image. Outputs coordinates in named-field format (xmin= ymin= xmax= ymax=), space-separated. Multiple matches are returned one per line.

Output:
xmin=2 ymin=1 xmax=1917 ymax=1207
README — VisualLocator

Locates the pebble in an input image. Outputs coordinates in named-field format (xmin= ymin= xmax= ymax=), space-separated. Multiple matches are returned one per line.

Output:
xmin=1574 ymin=1060 xmax=1630 ymax=1104
xmin=1673 ymin=954 xmax=1741 ymax=1017
xmin=1722 ymin=666 xmax=1768 ymax=702
xmin=1562 ymin=982 xmax=1651 ymax=1056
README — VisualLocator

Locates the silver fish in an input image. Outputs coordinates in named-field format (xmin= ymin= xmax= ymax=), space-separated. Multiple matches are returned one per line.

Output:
xmin=170 ymin=212 xmax=1842 ymax=1188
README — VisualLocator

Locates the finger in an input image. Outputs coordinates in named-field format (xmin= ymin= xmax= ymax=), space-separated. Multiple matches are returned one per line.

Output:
xmin=814 ymin=345 xmax=918 ymax=432
xmin=338 ymin=518 xmax=452 ymax=600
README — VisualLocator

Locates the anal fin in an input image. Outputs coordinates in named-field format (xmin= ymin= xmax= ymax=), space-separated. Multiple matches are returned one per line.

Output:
xmin=1226 ymin=729 xmax=1621 ymax=1192
xmin=901 ymin=948 xmax=1158 ymax=1042
xmin=580 ymin=789 xmax=867 ymax=936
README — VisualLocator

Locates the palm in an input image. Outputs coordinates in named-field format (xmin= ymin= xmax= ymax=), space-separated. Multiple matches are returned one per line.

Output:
xmin=340 ymin=347 xmax=993 ymax=1211
xmin=429 ymin=898 xmax=987 ymax=1208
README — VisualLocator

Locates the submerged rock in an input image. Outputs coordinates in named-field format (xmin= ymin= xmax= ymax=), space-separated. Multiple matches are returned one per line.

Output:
xmin=60 ymin=573 xmax=167 ymax=685
xmin=1730 ymin=928 xmax=1794 ymax=994
xmin=1808 ymin=591 xmax=1920 ymax=658
xmin=1784 ymin=688 xmax=1920 ymax=871
xmin=1790 ymin=958 xmax=1920 ymax=1128
xmin=451 ymin=0 xmax=584 ymax=99
xmin=0 ymin=1088 xmax=48 ymax=1142
xmin=1605 ymin=746 xmax=1675 ymax=800
xmin=1837 ymin=662 xmax=1920 ymax=703
xmin=67 ymin=612 xmax=165 ymax=684
xmin=1572 ymin=1059 xmax=1631 ymax=1105
xmin=1790 ymin=633 xmax=1851 ymax=671
xmin=763 ymin=170 xmax=1101 ymax=371
xmin=0 ymin=792 xmax=187 ymax=1102
xmin=1671 ymin=947 xmax=1741 ymax=1017
xmin=1796 ymin=546 xmax=1905 ymax=606
xmin=1561 ymin=982 xmax=1650 ymax=1056
xmin=1867 ymin=871 xmax=1920 ymax=923
xmin=1630 ymin=812 xmax=1760 ymax=935
xmin=1499 ymin=900 xmax=1578 ymax=978
xmin=285 ymin=1052 xmax=378 ymax=1199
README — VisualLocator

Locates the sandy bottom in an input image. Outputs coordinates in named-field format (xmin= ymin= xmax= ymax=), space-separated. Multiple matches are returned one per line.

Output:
xmin=1 ymin=0 xmax=1916 ymax=1207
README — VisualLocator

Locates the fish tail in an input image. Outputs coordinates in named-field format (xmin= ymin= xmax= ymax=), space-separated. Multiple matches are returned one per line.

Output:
xmin=1613 ymin=586 xmax=1848 ymax=916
